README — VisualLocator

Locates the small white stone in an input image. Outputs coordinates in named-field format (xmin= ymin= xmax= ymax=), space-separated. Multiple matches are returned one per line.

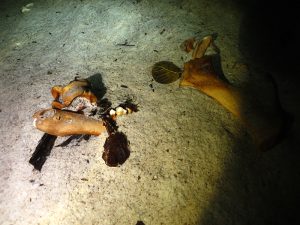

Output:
xmin=116 ymin=107 xmax=126 ymax=116
xmin=25 ymin=3 xmax=34 ymax=8
xmin=21 ymin=7 xmax=31 ymax=13
xmin=109 ymin=109 xmax=116 ymax=116
xmin=33 ymin=118 xmax=37 ymax=128
xmin=126 ymin=107 xmax=132 ymax=114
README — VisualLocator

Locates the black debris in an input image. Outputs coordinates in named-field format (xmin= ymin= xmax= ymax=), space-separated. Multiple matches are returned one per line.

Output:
xmin=29 ymin=133 xmax=57 ymax=171
xmin=116 ymin=39 xmax=135 ymax=47
xmin=160 ymin=28 xmax=165 ymax=35
xmin=102 ymin=132 xmax=130 ymax=167
xmin=149 ymin=83 xmax=154 ymax=92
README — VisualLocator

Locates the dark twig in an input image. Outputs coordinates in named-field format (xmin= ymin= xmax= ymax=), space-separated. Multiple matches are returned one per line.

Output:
xmin=116 ymin=40 xmax=135 ymax=47
xmin=29 ymin=133 xmax=57 ymax=171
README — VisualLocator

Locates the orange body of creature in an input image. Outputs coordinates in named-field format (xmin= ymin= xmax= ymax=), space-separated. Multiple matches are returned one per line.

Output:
xmin=51 ymin=79 xmax=97 ymax=109
xmin=180 ymin=36 xmax=286 ymax=151
xmin=33 ymin=108 xmax=106 ymax=136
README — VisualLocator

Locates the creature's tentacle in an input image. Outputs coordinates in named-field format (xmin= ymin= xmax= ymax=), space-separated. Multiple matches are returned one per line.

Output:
xmin=51 ymin=101 xmax=64 ymax=110
xmin=192 ymin=36 xmax=213 ymax=59
xmin=180 ymin=56 xmax=285 ymax=151
xmin=51 ymin=86 xmax=63 ymax=99
xmin=180 ymin=57 xmax=242 ymax=118
xmin=51 ymin=79 xmax=97 ymax=108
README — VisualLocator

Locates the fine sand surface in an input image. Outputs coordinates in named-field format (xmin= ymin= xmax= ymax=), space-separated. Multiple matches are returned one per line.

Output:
xmin=1 ymin=0 xmax=300 ymax=225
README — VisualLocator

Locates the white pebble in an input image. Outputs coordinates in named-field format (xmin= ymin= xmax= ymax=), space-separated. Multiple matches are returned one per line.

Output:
xmin=116 ymin=107 xmax=127 ymax=116
xmin=109 ymin=109 xmax=116 ymax=116
xmin=33 ymin=118 xmax=37 ymax=128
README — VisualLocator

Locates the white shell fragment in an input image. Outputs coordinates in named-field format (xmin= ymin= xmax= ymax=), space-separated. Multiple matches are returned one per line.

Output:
xmin=21 ymin=7 xmax=31 ymax=13
xmin=66 ymin=97 xmax=97 ymax=113
xmin=109 ymin=106 xmax=134 ymax=119
xmin=126 ymin=107 xmax=132 ymax=114
xmin=109 ymin=109 xmax=116 ymax=117
xmin=21 ymin=3 xmax=34 ymax=14
xmin=25 ymin=3 xmax=34 ymax=7
xmin=33 ymin=118 xmax=37 ymax=128
xmin=115 ymin=107 xmax=127 ymax=116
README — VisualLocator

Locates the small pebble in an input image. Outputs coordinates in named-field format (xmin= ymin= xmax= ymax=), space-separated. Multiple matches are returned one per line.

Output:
xmin=115 ymin=107 xmax=127 ymax=116
xmin=109 ymin=109 xmax=116 ymax=116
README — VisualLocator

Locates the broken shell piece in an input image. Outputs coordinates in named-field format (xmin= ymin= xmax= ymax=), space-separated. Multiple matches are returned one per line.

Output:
xmin=25 ymin=3 xmax=34 ymax=7
xmin=115 ymin=107 xmax=127 ymax=116
xmin=109 ymin=109 xmax=116 ymax=116
xmin=126 ymin=107 xmax=132 ymax=114
xmin=21 ymin=3 xmax=34 ymax=13
xmin=21 ymin=7 xmax=30 ymax=13
xmin=192 ymin=36 xmax=213 ymax=59
xmin=64 ymin=96 xmax=97 ymax=113
xmin=33 ymin=118 xmax=37 ymax=128
xmin=107 ymin=101 xmax=138 ymax=120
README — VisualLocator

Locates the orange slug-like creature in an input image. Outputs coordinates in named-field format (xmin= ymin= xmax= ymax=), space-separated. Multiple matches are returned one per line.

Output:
xmin=51 ymin=78 xmax=97 ymax=109
xmin=31 ymin=78 xmax=138 ymax=169
xmin=33 ymin=108 xmax=106 ymax=136
xmin=153 ymin=36 xmax=288 ymax=151
xmin=33 ymin=78 xmax=103 ymax=137
xmin=181 ymin=36 xmax=287 ymax=150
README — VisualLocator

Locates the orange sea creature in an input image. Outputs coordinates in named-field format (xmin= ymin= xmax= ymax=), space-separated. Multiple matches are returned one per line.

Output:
xmin=33 ymin=108 xmax=106 ymax=136
xmin=152 ymin=36 xmax=288 ymax=151
xmin=51 ymin=78 xmax=97 ymax=109
xmin=31 ymin=77 xmax=138 ymax=169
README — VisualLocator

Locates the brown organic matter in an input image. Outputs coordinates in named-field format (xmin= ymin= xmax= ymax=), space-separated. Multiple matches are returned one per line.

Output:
xmin=191 ymin=36 xmax=213 ymax=59
xmin=102 ymin=132 xmax=130 ymax=167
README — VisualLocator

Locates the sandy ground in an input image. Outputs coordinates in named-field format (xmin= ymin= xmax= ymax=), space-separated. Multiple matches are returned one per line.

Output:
xmin=1 ymin=0 xmax=300 ymax=225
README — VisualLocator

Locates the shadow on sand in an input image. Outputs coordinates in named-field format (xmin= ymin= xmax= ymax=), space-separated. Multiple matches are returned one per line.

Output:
xmin=197 ymin=1 xmax=300 ymax=224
